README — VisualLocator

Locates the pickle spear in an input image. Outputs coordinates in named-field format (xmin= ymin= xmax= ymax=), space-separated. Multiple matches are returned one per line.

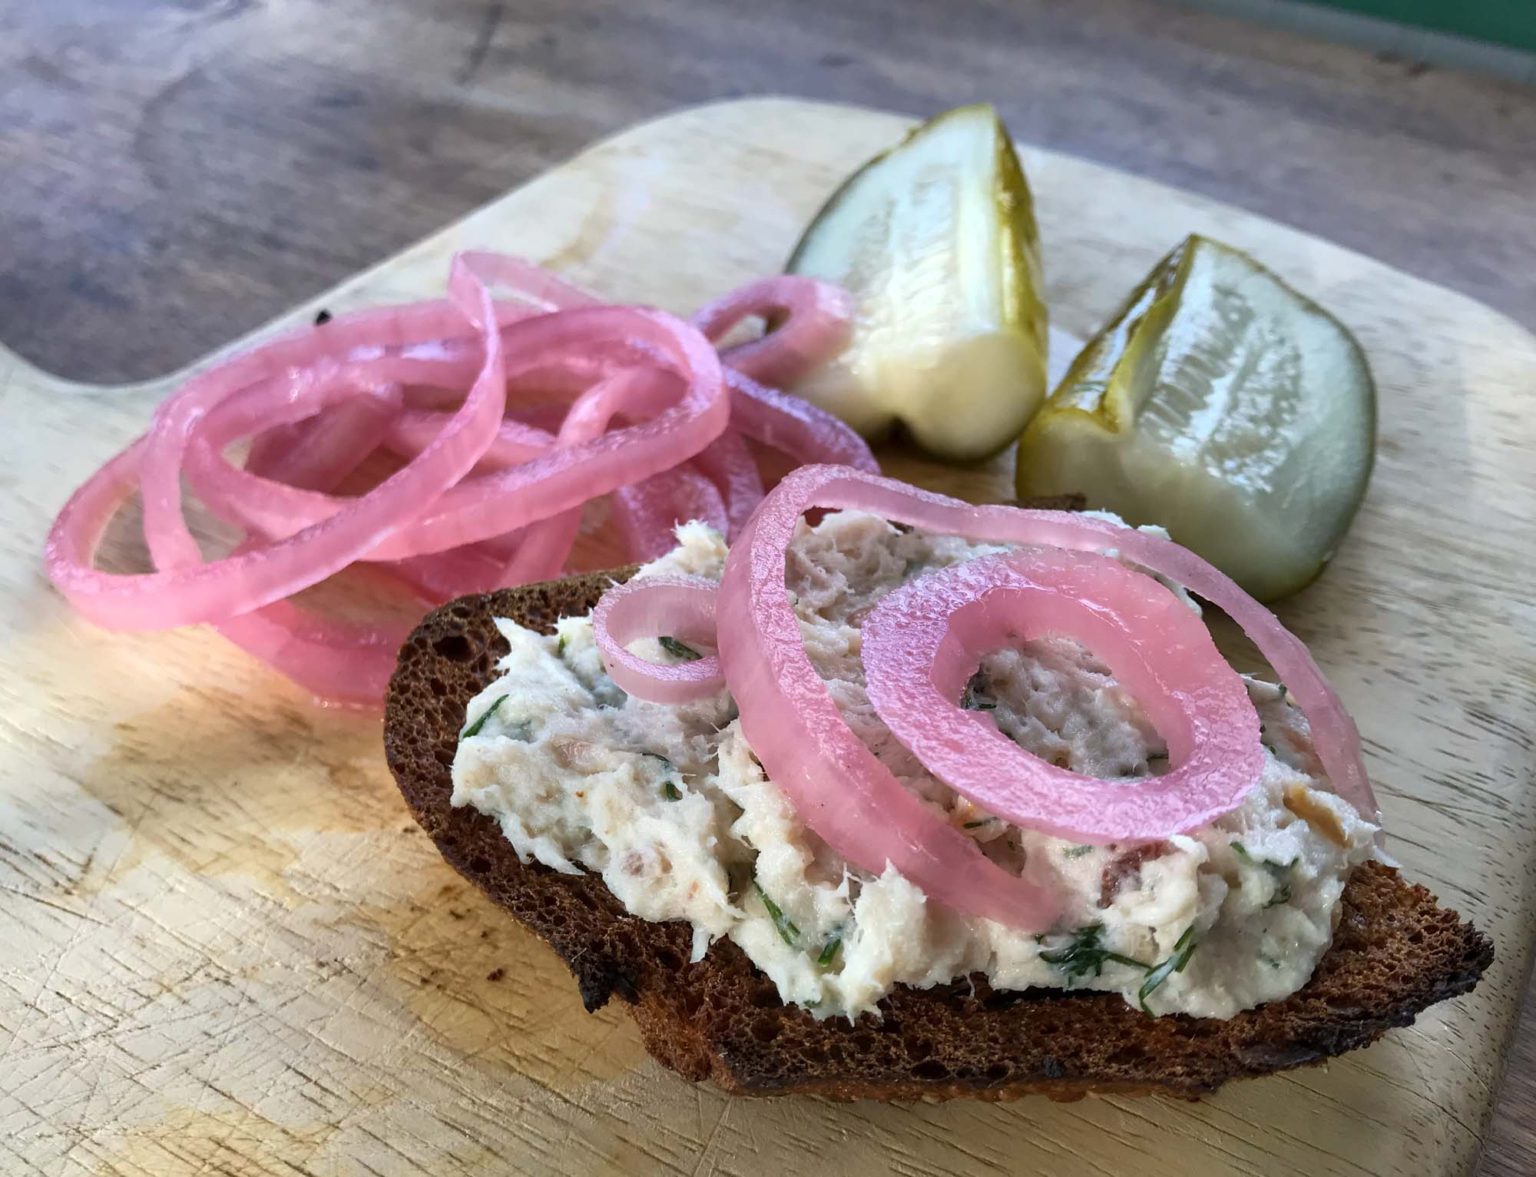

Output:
xmin=785 ymin=104 xmax=1049 ymax=463
xmin=1017 ymin=235 xmax=1376 ymax=601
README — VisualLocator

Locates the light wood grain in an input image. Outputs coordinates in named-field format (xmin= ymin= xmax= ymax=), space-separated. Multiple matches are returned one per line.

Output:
xmin=1 ymin=98 xmax=1533 ymax=1177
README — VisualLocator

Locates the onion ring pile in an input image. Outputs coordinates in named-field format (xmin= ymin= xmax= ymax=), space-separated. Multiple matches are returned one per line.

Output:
xmin=44 ymin=254 xmax=873 ymax=707
xmin=594 ymin=465 xmax=1377 ymax=931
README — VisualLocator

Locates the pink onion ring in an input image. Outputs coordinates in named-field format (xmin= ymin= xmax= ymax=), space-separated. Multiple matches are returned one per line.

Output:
xmin=158 ymin=275 xmax=515 ymax=701
xmin=592 ymin=575 xmax=725 ymax=703
xmin=172 ymin=327 xmax=723 ymax=562
xmin=863 ymin=548 xmax=1262 ymax=843
xmin=473 ymin=257 xmax=873 ymax=473
xmin=381 ymin=409 xmax=551 ymax=471
xmin=385 ymin=543 xmax=524 ymax=602
xmin=692 ymin=275 xmax=856 ymax=389
xmin=44 ymin=254 xmax=865 ymax=706
xmin=726 ymin=371 xmax=878 ymax=473
xmin=691 ymin=430 xmax=765 ymax=538
xmin=51 ymin=284 xmax=513 ymax=630
xmin=700 ymin=465 xmax=1375 ymax=928
xmin=215 ymin=588 xmax=407 ymax=708
xmin=613 ymin=468 xmax=730 ymax=561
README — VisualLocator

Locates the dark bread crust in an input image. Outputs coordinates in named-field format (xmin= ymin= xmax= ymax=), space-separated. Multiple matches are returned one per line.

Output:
xmin=384 ymin=570 xmax=1492 ymax=1100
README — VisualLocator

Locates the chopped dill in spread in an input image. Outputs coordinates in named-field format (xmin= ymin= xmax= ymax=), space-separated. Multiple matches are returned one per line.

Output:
xmin=961 ymin=670 xmax=996 ymax=711
xmin=1233 ymin=842 xmax=1298 ymax=908
xmin=753 ymin=880 xmax=799 ymax=946
xmin=817 ymin=929 xmax=843 ymax=967
xmin=659 ymin=636 xmax=702 ymax=662
xmin=460 ymin=695 xmax=507 ymax=738
xmin=1040 ymin=923 xmax=1148 ymax=982
xmin=1139 ymin=925 xmax=1199 ymax=1012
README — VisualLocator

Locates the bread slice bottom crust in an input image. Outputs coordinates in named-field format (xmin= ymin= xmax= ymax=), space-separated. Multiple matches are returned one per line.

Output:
xmin=384 ymin=570 xmax=1492 ymax=1101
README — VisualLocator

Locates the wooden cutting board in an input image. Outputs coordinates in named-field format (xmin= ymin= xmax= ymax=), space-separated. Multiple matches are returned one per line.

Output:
xmin=3 ymin=97 xmax=1533 ymax=1177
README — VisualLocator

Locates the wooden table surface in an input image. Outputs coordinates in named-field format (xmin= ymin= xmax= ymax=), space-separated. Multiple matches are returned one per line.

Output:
xmin=3 ymin=0 xmax=1533 ymax=1172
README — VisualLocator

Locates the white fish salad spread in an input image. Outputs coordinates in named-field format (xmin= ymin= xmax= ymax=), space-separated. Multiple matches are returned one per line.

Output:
xmin=452 ymin=514 xmax=1380 ymax=1021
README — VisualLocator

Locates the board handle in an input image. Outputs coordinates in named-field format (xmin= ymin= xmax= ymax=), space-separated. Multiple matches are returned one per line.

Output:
xmin=0 ymin=337 xmax=177 ymax=400
xmin=0 ymin=338 xmax=43 ymax=389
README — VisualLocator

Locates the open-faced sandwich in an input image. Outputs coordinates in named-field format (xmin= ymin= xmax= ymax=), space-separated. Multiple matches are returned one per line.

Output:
xmin=385 ymin=465 xmax=1490 ymax=1100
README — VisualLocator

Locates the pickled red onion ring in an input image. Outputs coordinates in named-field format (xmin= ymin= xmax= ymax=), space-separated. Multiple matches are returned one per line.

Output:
xmin=613 ymin=468 xmax=730 ymax=561
xmin=389 ymin=276 xmax=877 ymax=476
xmin=53 ymin=283 xmax=514 ymax=630
xmin=497 ymin=511 xmax=584 ymax=586
xmin=213 ymin=389 xmax=433 ymax=705
xmin=691 ymin=430 xmax=765 ymax=538
xmin=133 ymin=275 xmax=514 ymax=700
xmin=863 ymin=548 xmax=1262 ymax=843
xmin=216 ymin=610 xmax=403 ymax=707
xmin=463 ymin=256 xmax=874 ymax=474
xmin=692 ymin=275 xmax=856 ymax=389
xmin=592 ymin=576 xmax=725 ymax=703
xmin=467 ymin=254 xmax=859 ymax=400
xmin=381 ymin=410 xmax=550 ymax=471
xmin=215 ymin=573 xmax=408 ymax=709
xmin=470 ymin=365 xmax=703 ymax=585
xmin=386 ymin=544 xmax=523 ymax=602
xmin=725 ymin=371 xmax=877 ymax=473
xmin=174 ymin=327 xmax=723 ymax=563
xmin=357 ymin=361 xmax=723 ymax=561
xmin=245 ymin=386 xmax=404 ymax=491
xmin=451 ymin=254 xmax=868 ymax=473
xmin=698 ymin=464 xmax=1375 ymax=929
xmin=44 ymin=253 xmax=864 ymax=706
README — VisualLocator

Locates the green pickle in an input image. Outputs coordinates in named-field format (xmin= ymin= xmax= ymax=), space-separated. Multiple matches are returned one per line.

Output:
xmin=1017 ymin=235 xmax=1376 ymax=601
xmin=786 ymin=104 xmax=1049 ymax=463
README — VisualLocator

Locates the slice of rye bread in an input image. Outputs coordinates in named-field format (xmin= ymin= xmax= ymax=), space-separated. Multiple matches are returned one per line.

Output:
xmin=384 ymin=570 xmax=1493 ymax=1101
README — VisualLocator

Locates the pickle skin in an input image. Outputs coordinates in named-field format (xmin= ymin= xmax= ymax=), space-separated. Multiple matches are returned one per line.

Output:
xmin=1017 ymin=235 xmax=1376 ymax=602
